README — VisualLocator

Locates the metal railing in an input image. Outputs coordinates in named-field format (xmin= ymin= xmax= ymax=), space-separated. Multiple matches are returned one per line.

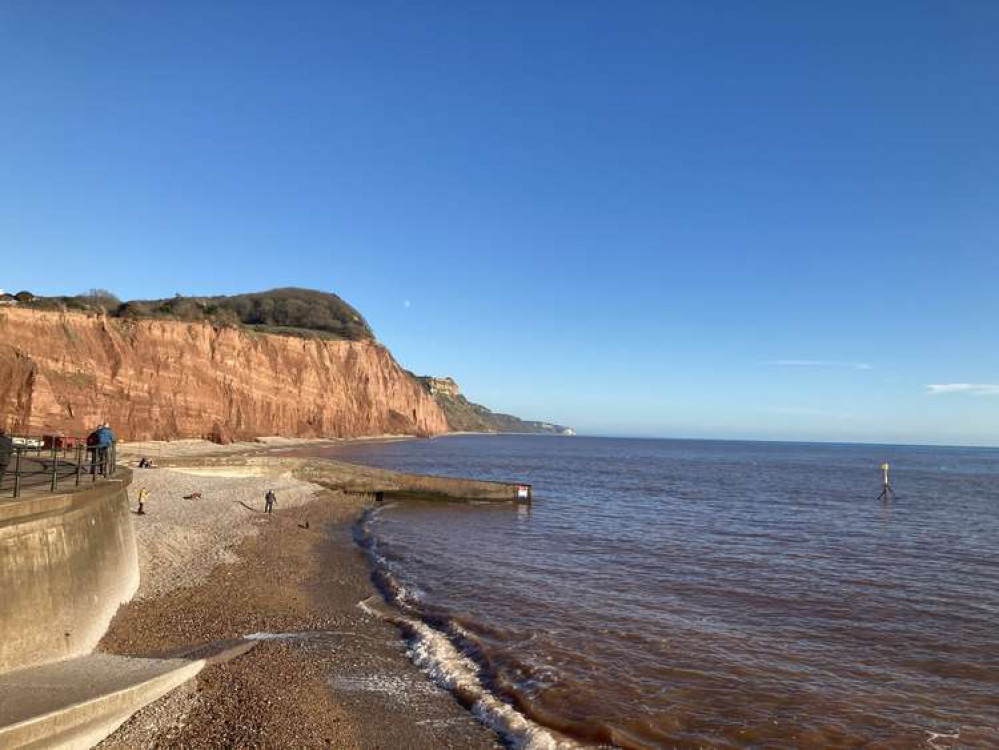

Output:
xmin=0 ymin=437 xmax=117 ymax=499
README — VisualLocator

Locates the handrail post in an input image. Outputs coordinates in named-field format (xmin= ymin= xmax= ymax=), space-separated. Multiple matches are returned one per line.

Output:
xmin=75 ymin=443 xmax=83 ymax=486
xmin=13 ymin=449 xmax=21 ymax=498
xmin=50 ymin=442 xmax=58 ymax=491
xmin=110 ymin=441 xmax=116 ymax=476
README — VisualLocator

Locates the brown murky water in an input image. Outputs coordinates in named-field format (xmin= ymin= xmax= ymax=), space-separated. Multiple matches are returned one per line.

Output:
xmin=301 ymin=436 xmax=999 ymax=749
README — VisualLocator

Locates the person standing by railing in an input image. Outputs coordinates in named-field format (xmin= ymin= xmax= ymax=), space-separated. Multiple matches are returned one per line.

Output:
xmin=96 ymin=423 xmax=114 ymax=476
xmin=86 ymin=427 xmax=100 ymax=476
xmin=0 ymin=429 xmax=12 ymax=484
xmin=86 ymin=423 xmax=115 ymax=476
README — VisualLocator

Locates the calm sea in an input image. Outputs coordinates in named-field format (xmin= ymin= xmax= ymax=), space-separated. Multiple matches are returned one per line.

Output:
xmin=300 ymin=436 xmax=999 ymax=749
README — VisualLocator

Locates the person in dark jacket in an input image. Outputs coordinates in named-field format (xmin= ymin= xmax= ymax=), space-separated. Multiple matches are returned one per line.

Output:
xmin=264 ymin=489 xmax=276 ymax=514
xmin=86 ymin=428 xmax=100 ymax=476
xmin=95 ymin=423 xmax=114 ymax=476
xmin=0 ymin=429 xmax=13 ymax=484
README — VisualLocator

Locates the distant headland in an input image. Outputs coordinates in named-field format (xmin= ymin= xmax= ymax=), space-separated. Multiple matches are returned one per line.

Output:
xmin=416 ymin=376 xmax=575 ymax=436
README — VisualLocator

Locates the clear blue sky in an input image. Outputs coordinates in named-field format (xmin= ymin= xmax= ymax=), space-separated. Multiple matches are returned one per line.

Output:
xmin=2 ymin=1 xmax=998 ymax=445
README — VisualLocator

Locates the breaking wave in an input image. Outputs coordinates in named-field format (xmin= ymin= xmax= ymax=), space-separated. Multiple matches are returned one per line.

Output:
xmin=355 ymin=508 xmax=582 ymax=750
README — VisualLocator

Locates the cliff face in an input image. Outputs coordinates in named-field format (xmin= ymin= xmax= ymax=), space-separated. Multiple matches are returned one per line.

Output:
xmin=0 ymin=308 xmax=448 ymax=441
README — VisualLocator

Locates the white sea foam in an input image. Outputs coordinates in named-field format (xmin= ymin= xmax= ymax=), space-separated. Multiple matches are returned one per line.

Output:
xmin=405 ymin=618 xmax=583 ymax=750
xmin=926 ymin=729 xmax=961 ymax=749
xmin=249 ymin=619 xmax=578 ymax=749
xmin=331 ymin=673 xmax=436 ymax=697
xmin=359 ymin=499 xmax=582 ymax=748
xmin=244 ymin=631 xmax=313 ymax=641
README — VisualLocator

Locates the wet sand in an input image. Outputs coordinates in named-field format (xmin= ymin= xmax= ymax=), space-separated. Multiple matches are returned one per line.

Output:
xmin=97 ymin=464 xmax=500 ymax=748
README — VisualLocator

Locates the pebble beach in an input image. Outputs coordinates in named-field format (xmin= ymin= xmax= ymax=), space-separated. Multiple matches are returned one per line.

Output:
xmin=96 ymin=439 xmax=501 ymax=749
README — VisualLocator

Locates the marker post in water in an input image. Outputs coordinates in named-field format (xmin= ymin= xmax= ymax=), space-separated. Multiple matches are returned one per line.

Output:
xmin=877 ymin=461 xmax=896 ymax=501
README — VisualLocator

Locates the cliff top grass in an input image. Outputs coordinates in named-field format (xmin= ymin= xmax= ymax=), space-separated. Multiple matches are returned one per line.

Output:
xmin=16 ymin=288 xmax=375 ymax=342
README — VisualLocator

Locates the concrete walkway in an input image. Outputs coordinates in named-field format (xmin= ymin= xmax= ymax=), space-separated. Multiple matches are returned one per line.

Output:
xmin=0 ymin=653 xmax=205 ymax=749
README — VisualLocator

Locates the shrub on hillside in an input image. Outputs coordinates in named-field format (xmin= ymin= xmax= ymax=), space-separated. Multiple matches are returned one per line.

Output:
xmin=113 ymin=288 xmax=373 ymax=340
xmin=76 ymin=288 xmax=121 ymax=311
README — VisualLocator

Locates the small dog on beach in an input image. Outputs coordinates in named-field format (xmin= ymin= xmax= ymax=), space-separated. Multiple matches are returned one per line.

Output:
xmin=183 ymin=492 xmax=203 ymax=500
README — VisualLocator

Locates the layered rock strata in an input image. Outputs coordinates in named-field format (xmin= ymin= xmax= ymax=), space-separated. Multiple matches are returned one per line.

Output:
xmin=0 ymin=308 xmax=447 ymax=441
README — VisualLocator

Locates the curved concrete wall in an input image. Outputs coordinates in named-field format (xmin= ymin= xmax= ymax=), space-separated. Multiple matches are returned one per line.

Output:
xmin=0 ymin=472 xmax=138 ymax=674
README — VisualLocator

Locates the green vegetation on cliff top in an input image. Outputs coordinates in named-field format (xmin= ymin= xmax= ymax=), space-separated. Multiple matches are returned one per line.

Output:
xmin=18 ymin=288 xmax=374 ymax=342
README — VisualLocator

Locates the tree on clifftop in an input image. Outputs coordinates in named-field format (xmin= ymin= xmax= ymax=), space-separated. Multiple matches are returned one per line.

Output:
xmin=77 ymin=288 xmax=121 ymax=311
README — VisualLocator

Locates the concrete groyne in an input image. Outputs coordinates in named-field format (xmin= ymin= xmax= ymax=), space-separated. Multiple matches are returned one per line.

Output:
xmin=158 ymin=455 xmax=532 ymax=503
xmin=0 ymin=470 xmax=138 ymax=674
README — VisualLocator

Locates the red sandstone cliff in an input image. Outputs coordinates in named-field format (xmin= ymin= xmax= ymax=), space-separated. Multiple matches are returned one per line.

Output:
xmin=0 ymin=307 xmax=448 ymax=441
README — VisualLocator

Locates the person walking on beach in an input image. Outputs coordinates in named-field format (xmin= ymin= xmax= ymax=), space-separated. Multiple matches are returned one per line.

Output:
xmin=264 ymin=489 xmax=276 ymax=514
xmin=136 ymin=486 xmax=149 ymax=515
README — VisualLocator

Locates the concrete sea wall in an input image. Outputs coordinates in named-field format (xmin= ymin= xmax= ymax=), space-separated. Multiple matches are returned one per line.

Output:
xmin=0 ymin=471 xmax=138 ymax=674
